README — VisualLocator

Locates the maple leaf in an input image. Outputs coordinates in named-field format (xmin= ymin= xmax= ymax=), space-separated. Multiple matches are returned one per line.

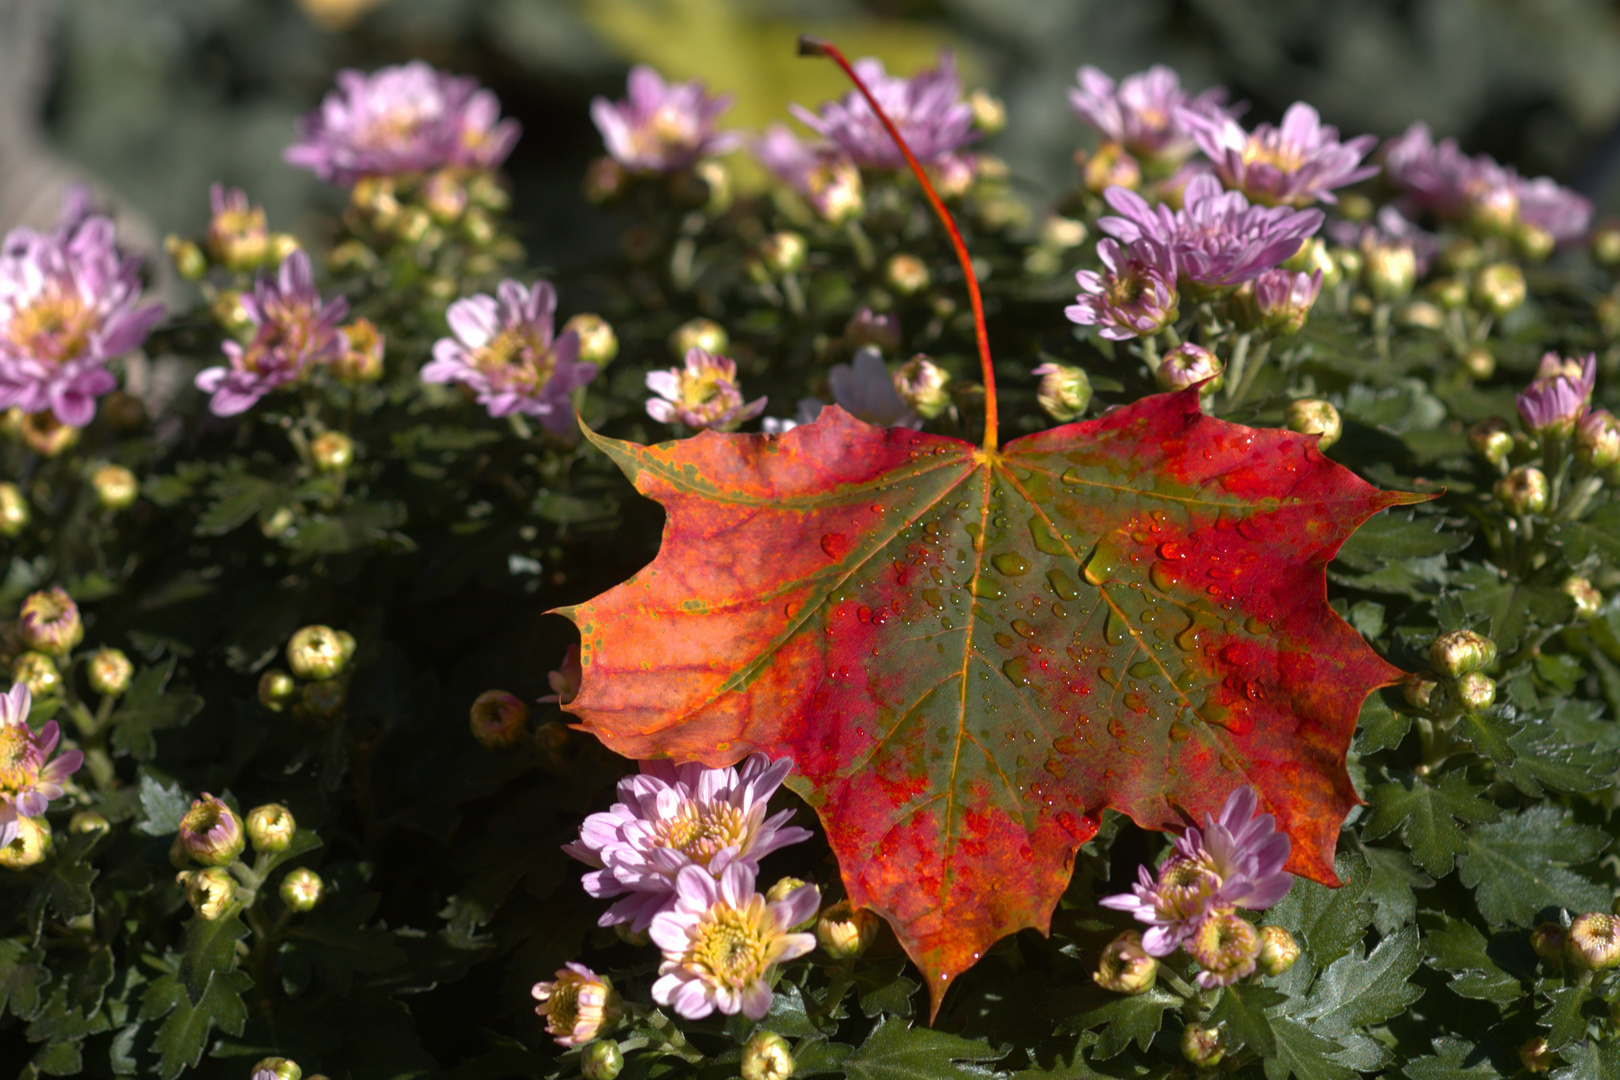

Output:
xmin=557 ymin=393 xmax=1422 ymax=1013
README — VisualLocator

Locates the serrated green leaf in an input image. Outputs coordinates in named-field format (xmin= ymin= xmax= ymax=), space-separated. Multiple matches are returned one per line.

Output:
xmin=149 ymin=971 xmax=250 ymax=1080
xmin=110 ymin=659 xmax=204 ymax=761
xmin=1359 ymin=842 xmax=1432 ymax=935
xmin=1542 ymin=986 xmax=1590 ymax=1051
xmin=1209 ymin=983 xmax=1281 ymax=1057
xmin=1405 ymin=1036 xmax=1511 ymax=1079
xmin=840 ymin=1015 xmax=1003 ymax=1080
xmin=1460 ymin=806 xmax=1611 ymax=925
xmin=279 ymin=893 xmax=407 ymax=995
xmin=1266 ymin=849 xmax=1374 ymax=967
xmin=1454 ymin=708 xmax=1519 ymax=771
xmin=1364 ymin=773 xmax=1500 ymax=876
xmin=1499 ymin=717 xmax=1620 ymax=797
xmin=856 ymin=957 xmax=919 ymax=1019
xmin=792 ymin=1034 xmax=855 ymax=1077
xmin=133 ymin=773 xmax=190 ymax=837
xmin=25 ymin=944 xmax=115 ymax=1046
xmin=32 ymin=1040 xmax=82 ymax=1076
xmin=196 ymin=472 xmax=283 ymax=536
xmin=1423 ymin=916 xmax=1523 ymax=1007
xmin=1553 ymin=1035 xmax=1620 ymax=1080
xmin=1456 ymin=569 xmax=1575 ymax=653
xmin=1052 ymin=985 xmax=1177 ymax=1059
xmin=0 ymin=939 xmax=47 ymax=1020
xmin=25 ymin=832 xmax=100 ymax=933
xmin=1552 ymin=503 xmax=1620 ymax=564
xmin=178 ymin=908 xmax=247 ymax=1005
xmin=1354 ymin=693 xmax=1411 ymax=755
xmin=1300 ymin=924 xmax=1423 ymax=1030
xmin=1261 ymin=1016 xmax=1356 ymax=1080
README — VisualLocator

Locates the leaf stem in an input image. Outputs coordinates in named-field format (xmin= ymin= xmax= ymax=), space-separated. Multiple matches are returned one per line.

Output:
xmin=800 ymin=37 xmax=999 ymax=451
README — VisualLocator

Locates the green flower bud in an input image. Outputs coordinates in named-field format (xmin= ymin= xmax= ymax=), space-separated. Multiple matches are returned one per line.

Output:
xmin=1459 ymin=347 xmax=1495 ymax=380
xmin=11 ymin=652 xmax=62 ymax=698
xmin=1395 ymin=300 xmax=1444 ymax=331
xmin=1564 ymin=576 xmax=1602 ymax=621
xmin=1454 ymin=671 xmax=1496 ymax=713
xmin=1361 ymin=242 xmax=1416 ymax=301
xmin=742 ymin=1030 xmax=795 ymax=1080
xmin=1429 ymin=630 xmax=1497 ymax=677
xmin=246 ymin=804 xmax=296 ymax=854
xmin=1568 ymin=912 xmax=1620 ymax=970
xmin=258 ymin=669 xmax=297 ymax=712
xmin=584 ymin=156 xmax=630 ymax=205
xmin=87 ymin=648 xmax=134 ymax=697
xmin=1530 ymin=922 xmax=1566 ymax=960
xmin=470 ymin=690 xmax=530 ymax=750
xmin=296 ymin=679 xmax=345 ymax=721
xmin=1440 ymin=237 xmax=1483 ymax=274
xmin=1257 ymin=926 xmax=1300 ymax=975
xmin=1181 ymin=1022 xmax=1225 ymax=1068
xmin=178 ymin=867 xmax=236 ymax=920
xmin=1520 ymin=1036 xmax=1553 ymax=1074
xmin=0 ymin=482 xmax=28 ymax=537
xmin=1079 ymin=142 xmax=1141 ymax=196
xmin=816 ymin=900 xmax=879 ymax=959
xmin=884 ymin=254 xmax=932 ymax=296
xmin=1496 ymin=465 xmax=1549 ymax=515
xmin=1425 ymin=276 xmax=1469 ymax=310
xmin=1468 ymin=417 xmax=1514 ymax=466
xmin=90 ymin=464 xmax=138 ymax=511
xmin=1516 ymin=223 xmax=1555 ymax=264
xmin=1403 ymin=674 xmax=1445 ymax=712
xmin=1285 ymin=399 xmax=1342 ymax=449
xmin=19 ymin=587 xmax=83 ymax=656
xmin=968 ymin=88 xmax=1006 ymax=134
xmin=760 ymin=231 xmax=808 ymax=277
xmin=333 ymin=319 xmax=386 ymax=384
xmin=669 ymin=318 xmax=728 ymax=359
xmin=1033 ymin=363 xmax=1092 ymax=422
xmin=178 ymin=794 xmax=245 ymax=867
xmin=1577 ymin=409 xmax=1620 ymax=470
xmin=1093 ymin=930 xmax=1158 ymax=994
xmin=894 ymin=355 xmax=951 ymax=420
xmin=251 ymin=1057 xmax=303 ymax=1080
xmin=581 ymin=1040 xmax=623 ymax=1080
xmin=0 ymin=814 xmax=51 ymax=869
xmin=286 ymin=626 xmax=352 ymax=681
xmin=310 ymin=432 xmax=354 ymax=473
xmin=1155 ymin=344 xmax=1224 ymax=394
xmin=1039 ymin=216 xmax=1088 ymax=251
xmin=1593 ymin=220 xmax=1620 ymax=266
xmin=165 ymin=235 xmax=208 ymax=280
xmin=1472 ymin=262 xmax=1526 ymax=316
xmin=563 ymin=314 xmax=618 ymax=367
xmin=69 ymin=811 xmax=110 ymax=835
xmin=280 ymin=867 xmax=325 ymax=912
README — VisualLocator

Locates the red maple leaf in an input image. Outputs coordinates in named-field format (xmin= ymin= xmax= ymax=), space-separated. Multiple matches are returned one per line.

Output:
xmin=555 ymin=39 xmax=1422 ymax=1016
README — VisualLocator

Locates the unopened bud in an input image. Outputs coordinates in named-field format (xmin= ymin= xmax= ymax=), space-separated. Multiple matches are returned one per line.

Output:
xmin=333 ymin=319 xmax=386 ymax=384
xmin=1441 ymin=237 xmax=1484 ymax=274
xmin=1568 ymin=912 xmax=1620 ymax=970
xmin=1426 ymin=276 xmax=1469 ymax=310
xmin=1040 ymin=216 xmax=1088 ymax=251
xmin=247 ymin=804 xmax=296 ymax=854
xmin=258 ymin=669 xmax=297 ymax=712
xmin=1155 ymin=344 xmax=1224 ymax=394
xmin=584 ymin=156 xmax=630 ymax=205
xmin=310 ymin=432 xmax=354 ymax=473
xmin=1564 ymin=576 xmax=1602 ymax=621
xmin=1516 ymin=223 xmax=1555 ymax=264
xmin=894 ymin=355 xmax=951 ymax=419
xmin=178 ymin=794 xmax=245 ymax=866
xmin=1093 ymin=930 xmax=1158 ymax=994
xmin=1032 ymin=363 xmax=1092 ymax=422
xmin=1285 ymin=399 xmax=1342 ymax=449
xmin=1430 ymin=630 xmax=1496 ymax=677
xmin=884 ymin=254 xmax=931 ymax=296
xmin=1593 ymin=221 xmax=1620 ymax=266
xmin=178 ymin=867 xmax=236 ymax=920
xmin=816 ymin=900 xmax=879 ymax=959
xmin=1256 ymin=926 xmax=1300 ymax=975
xmin=69 ymin=811 xmax=109 ymax=836
xmin=1496 ymin=465 xmax=1549 ymax=515
xmin=968 ymin=88 xmax=1006 ymax=134
xmin=19 ymin=587 xmax=83 ymax=656
xmin=89 ymin=463 xmax=138 ymax=511
xmin=251 ymin=1057 xmax=303 ymax=1080
xmin=1079 ymin=142 xmax=1141 ymax=195
xmin=470 ymin=690 xmax=529 ymax=749
xmin=1362 ymin=242 xmax=1416 ymax=301
xmin=87 ymin=647 xmax=134 ymax=697
xmin=0 ymin=482 xmax=28 ymax=537
xmin=1460 ymin=347 xmax=1495 ymax=380
xmin=1530 ymin=923 xmax=1567 ymax=960
xmin=286 ymin=625 xmax=354 ymax=681
xmin=297 ymin=679 xmax=345 ymax=721
xmin=1468 ymin=418 xmax=1514 ymax=465
xmin=544 ymin=645 xmax=582 ymax=706
xmin=759 ymin=231 xmax=808 ymax=277
xmin=1577 ymin=409 xmax=1620 ymax=470
xmin=845 ymin=307 xmax=900 ymax=353
xmin=1332 ymin=247 xmax=1363 ymax=282
xmin=742 ymin=1030 xmax=795 ymax=1080
xmin=0 ymin=814 xmax=51 ymax=869
xmin=11 ymin=652 xmax=60 ymax=698
xmin=1454 ymin=671 xmax=1496 ymax=713
xmin=693 ymin=160 xmax=733 ymax=215
xmin=766 ymin=875 xmax=811 ymax=911
xmin=1181 ymin=1022 xmax=1225 ymax=1068
xmin=1520 ymin=1037 xmax=1553 ymax=1074
xmin=612 ymin=922 xmax=650 ymax=947
xmin=280 ymin=867 xmax=324 ymax=911
xmin=563 ymin=314 xmax=618 ymax=367
xmin=669 ymin=318 xmax=728 ymax=359
xmin=1403 ymin=674 xmax=1445 ymax=712
xmin=1472 ymin=262 xmax=1526 ymax=316
xmin=1396 ymin=300 xmax=1444 ymax=331
xmin=581 ymin=1040 xmax=623 ymax=1080
xmin=166 ymin=235 xmax=208 ymax=280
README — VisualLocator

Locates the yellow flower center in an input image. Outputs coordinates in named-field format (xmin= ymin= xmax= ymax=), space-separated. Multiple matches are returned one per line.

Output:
xmin=0 ymin=724 xmax=36 ymax=791
xmin=655 ymin=801 xmax=748 ymax=866
xmin=1155 ymin=853 xmax=1222 ymax=921
xmin=1241 ymin=136 xmax=1307 ymax=175
xmin=6 ymin=285 xmax=96 ymax=365
xmin=647 ymin=104 xmax=697 ymax=150
xmin=359 ymin=106 xmax=432 ymax=151
xmin=545 ymin=982 xmax=581 ymax=1033
xmin=692 ymin=902 xmax=770 ymax=988
xmin=472 ymin=327 xmax=554 ymax=393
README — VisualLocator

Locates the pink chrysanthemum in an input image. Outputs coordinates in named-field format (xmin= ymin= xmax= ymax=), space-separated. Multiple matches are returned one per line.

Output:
xmin=194 ymin=250 xmax=348 ymax=417
xmin=1066 ymin=238 xmax=1180 ymax=340
xmin=421 ymin=279 xmax=596 ymax=431
xmin=1069 ymin=65 xmax=1234 ymax=167
xmin=592 ymin=66 xmax=740 ymax=173
xmin=645 ymin=347 xmax=767 ymax=432
xmin=649 ymin=862 xmax=819 ymax=1020
xmin=753 ymin=125 xmax=864 ymax=224
xmin=1186 ymin=911 xmax=1262 ymax=988
xmin=1100 ymin=175 xmax=1322 ymax=290
xmin=284 ymin=62 xmax=520 ymax=186
xmin=1517 ymin=351 xmax=1597 ymax=436
xmin=563 ymin=752 xmax=813 ymax=932
xmin=790 ymin=52 xmax=976 ymax=169
xmin=531 ymin=962 xmax=620 ymax=1047
xmin=1182 ymin=101 xmax=1378 ymax=207
xmin=1099 ymin=786 xmax=1292 ymax=957
xmin=0 ymin=684 xmax=83 ymax=847
xmin=0 ymin=187 xmax=163 ymax=427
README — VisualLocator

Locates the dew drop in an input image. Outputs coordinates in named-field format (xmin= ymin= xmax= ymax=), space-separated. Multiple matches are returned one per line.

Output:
xmin=1003 ymin=656 xmax=1031 ymax=685
xmin=1055 ymin=811 xmax=1083 ymax=838
xmin=1128 ymin=659 xmax=1157 ymax=679
xmin=1019 ymin=844 xmax=1034 ymax=862
xmin=1060 ymin=466 xmax=1086 ymax=486
xmin=1084 ymin=548 xmax=1118 ymax=586
xmin=1245 ymin=615 xmax=1268 ymax=635
xmin=971 ymin=577 xmax=1006 ymax=600
xmin=857 ymin=606 xmax=872 ymax=623
xmin=1098 ymin=665 xmax=1120 ymax=687
xmin=1051 ymin=602 xmax=1069 ymax=619
xmin=1105 ymin=609 xmax=1129 ymax=646
xmin=1046 ymin=568 xmax=1081 ymax=602
xmin=821 ymin=533 xmax=852 ymax=559
xmin=994 ymin=631 xmax=1017 ymax=649
xmin=1149 ymin=561 xmax=1177 ymax=592
xmin=992 ymin=552 xmax=1031 ymax=576
xmin=1011 ymin=619 xmax=1037 ymax=639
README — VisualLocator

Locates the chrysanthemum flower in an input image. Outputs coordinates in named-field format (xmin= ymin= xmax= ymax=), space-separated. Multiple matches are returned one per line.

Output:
xmin=284 ymin=62 xmax=520 ymax=186
xmin=1251 ymin=267 xmax=1323 ymax=334
xmin=563 ymin=752 xmax=812 ymax=931
xmin=645 ymin=347 xmax=767 ymax=432
xmin=0 ymin=187 xmax=163 ymax=427
xmin=753 ymin=126 xmax=864 ymax=224
xmin=649 ymin=862 xmax=819 ymax=1020
xmin=592 ymin=66 xmax=739 ymax=173
xmin=206 ymin=185 xmax=274 ymax=270
xmin=532 ymin=962 xmax=621 ymax=1046
xmin=1069 ymin=65 xmax=1234 ymax=168
xmin=421 ymin=279 xmax=596 ymax=431
xmin=0 ymin=684 xmax=83 ymax=848
xmin=790 ymin=52 xmax=976 ymax=169
xmin=1100 ymin=175 xmax=1322 ymax=290
xmin=1183 ymin=102 xmax=1378 ymax=207
xmin=1066 ymin=238 xmax=1180 ymax=340
xmin=1517 ymin=351 xmax=1596 ymax=436
xmin=1186 ymin=911 xmax=1262 ymax=988
xmin=1099 ymin=785 xmax=1292 ymax=956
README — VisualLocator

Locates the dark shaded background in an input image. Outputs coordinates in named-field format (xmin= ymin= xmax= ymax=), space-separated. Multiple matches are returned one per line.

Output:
xmin=7 ymin=0 xmax=1620 ymax=268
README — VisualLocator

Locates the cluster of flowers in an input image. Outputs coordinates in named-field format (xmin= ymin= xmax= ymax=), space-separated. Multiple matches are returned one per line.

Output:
xmin=1096 ymin=787 xmax=1296 ymax=991
xmin=533 ymin=753 xmax=842 ymax=1048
